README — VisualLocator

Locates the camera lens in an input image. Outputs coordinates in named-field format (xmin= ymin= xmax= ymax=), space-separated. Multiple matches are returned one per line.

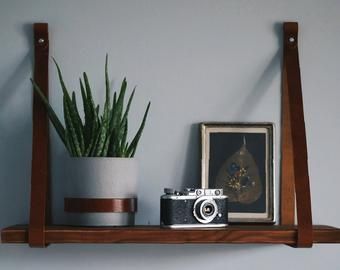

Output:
xmin=202 ymin=203 xmax=215 ymax=217
xmin=193 ymin=197 xmax=218 ymax=224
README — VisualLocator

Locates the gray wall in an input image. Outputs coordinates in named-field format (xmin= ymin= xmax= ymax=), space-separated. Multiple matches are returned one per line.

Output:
xmin=1 ymin=0 xmax=340 ymax=269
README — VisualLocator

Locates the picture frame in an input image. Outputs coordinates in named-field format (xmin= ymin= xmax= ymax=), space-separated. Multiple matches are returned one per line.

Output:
xmin=201 ymin=123 xmax=274 ymax=223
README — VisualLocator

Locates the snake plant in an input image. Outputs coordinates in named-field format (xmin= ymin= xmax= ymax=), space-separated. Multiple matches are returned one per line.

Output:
xmin=31 ymin=55 xmax=150 ymax=157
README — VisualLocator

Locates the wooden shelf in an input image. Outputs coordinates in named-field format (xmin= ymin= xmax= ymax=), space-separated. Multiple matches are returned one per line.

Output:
xmin=2 ymin=225 xmax=340 ymax=245
xmin=2 ymin=22 xmax=338 ymax=248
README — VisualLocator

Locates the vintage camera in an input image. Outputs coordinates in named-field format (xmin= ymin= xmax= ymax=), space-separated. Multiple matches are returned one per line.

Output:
xmin=160 ymin=188 xmax=228 ymax=228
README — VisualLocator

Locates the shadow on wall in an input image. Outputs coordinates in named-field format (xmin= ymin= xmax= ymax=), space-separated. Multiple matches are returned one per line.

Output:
xmin=232 ymin=49 xmax=281 ymax=120
xmin=0 ymin=24 xmax=34 ymax=228
xmin=179 ymin=23 xmax=283 ymax=191
xmin=232 ymin=22 xmax=283 ymax=120
xmin=0 ymin=243 xmax=274 ymax=262
xmin=180 ymin=123 xmax=201 ymax=189
xmin=0 ymin=242 xmax=278 ymax=267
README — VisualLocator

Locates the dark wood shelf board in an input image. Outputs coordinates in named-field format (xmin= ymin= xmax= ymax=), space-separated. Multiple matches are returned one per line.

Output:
xmin=2 ymin=225 xmax=340 ymax=245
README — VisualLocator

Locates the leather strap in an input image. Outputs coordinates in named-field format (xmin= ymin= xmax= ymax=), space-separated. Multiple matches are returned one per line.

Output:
xmin=64 ymin=198 xmax=137 ymax=213
xmin=280 ymin=40 xmax=295 ymax=225
xmin=28 ymin=23 xmax=49 ymax=247
xmin=282 ymin=22 xmax=313 ymax=247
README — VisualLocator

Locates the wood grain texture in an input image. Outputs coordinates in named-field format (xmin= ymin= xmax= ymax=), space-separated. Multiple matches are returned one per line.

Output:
xmin=2 ymin=225 xmax=340 ymax=245
xmin=64 ymin=198 xmax=137 ymax=213
xmin=29 ymin=23 xmax=49 ymax=248
xmin=283 ymin=22 xmax=313 ymax=247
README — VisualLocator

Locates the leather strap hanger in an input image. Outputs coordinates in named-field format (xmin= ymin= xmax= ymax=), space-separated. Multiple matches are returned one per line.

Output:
xmin=28 ymin=23 xmax=50 ymax=247
xmin=281 ymin=22 xmax=313 ymax=247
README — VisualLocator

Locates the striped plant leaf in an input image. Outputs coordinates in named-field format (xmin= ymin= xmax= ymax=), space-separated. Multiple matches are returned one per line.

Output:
xmin=63 ymin=96 xmax=82 ymax=156
xmin=127 ymin=102 xmax=151 ymax=157
xmin=53 ymin=59 xmax=85 ymax=155
xmin=30 ymin=79 xmax=66 ymax=146
xmin=71 ymin=91 xmax=85 ymax=154
xmin=31 ymin=56 xmax=150 ymax=158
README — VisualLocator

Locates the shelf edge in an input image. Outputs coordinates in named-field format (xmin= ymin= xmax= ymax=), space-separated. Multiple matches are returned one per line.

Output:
xmin=2 ymin=225 xmax=340 ymax=245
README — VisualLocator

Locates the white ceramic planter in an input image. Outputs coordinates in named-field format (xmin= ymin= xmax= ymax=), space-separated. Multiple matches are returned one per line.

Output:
xmin=63 ymin=157 xmax=138 ymax=226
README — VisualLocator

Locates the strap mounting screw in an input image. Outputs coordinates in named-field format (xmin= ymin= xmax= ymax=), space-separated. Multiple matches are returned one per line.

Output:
xmin=289 ymin=36 xmax=295 ymax=43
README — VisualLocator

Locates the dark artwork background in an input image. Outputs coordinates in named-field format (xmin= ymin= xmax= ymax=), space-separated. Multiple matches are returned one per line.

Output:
xmin=209 ymin=132 xmax=266 ymax=213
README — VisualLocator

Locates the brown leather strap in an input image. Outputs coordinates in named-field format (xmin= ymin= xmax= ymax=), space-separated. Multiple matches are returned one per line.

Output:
xmin=29 ymin=23 xmax=49 ymax=247
xmin=280 ymin=44 xmax=295 ymax=225
xmin=64 ymin=198 xmax=137 ymax=213
xmin=282 ymin=22 xmax=313 ymax=247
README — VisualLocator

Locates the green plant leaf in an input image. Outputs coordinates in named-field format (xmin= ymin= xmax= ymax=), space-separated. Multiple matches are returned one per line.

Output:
xmin=72 ymin=91 xmax=85 ymax=153
xmin=104 ymin=54 xmax=111 ymax=120
xmin=30 ymin=79 xmax=67 ymax=146
xmin=120 ymin=87 xmax=135 ymax=128
xmin=119 ymin=118 xmax=128 ymax=155
xmin=127 ymin=102 xmax=151 ymax=157
xmin=115 ymin=78 xmax=127 ymax=125
xmin=108 ymin=79 xmax=127 ymax=156
xmin=98 ymin=112 xmax=110 ymax=156
xmin=80 ymin=78 xmax=92 ymax=147
xmin=101 ymin=132 xmax=111 ymax=156
xmin=63 ymin=96 xmax=82 ymax=156
xmin=52 ymin=58 xmax=72 ymax=102
xmin=123 ymin=142 xmax=129 ymax=157
xmin=53 ymin=59 xmax=85 ymax=155
xmin=65 ymin=124 xmax=76 ymax=156
xmin=91 ymin=120 xmax=108 ymax=156
xmin=83 ymin=72 xmax=97 ymax=119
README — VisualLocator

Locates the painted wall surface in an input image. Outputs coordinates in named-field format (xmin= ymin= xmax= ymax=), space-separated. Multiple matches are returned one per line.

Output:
xmin=1 ymin=0 xmax=339 ymax=269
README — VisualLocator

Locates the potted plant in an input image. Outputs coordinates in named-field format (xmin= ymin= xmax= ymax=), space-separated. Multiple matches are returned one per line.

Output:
xmin=31 ymin=55 xmax=150 ymax=226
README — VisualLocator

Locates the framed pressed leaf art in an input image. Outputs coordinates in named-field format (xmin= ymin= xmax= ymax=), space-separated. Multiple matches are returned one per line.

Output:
xmin=201 ymin=123 xmax=275 ymax=223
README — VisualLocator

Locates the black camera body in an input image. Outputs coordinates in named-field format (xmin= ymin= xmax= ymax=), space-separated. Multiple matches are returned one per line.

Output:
xmin=160 ymin=188 xmax=228 ymax=228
